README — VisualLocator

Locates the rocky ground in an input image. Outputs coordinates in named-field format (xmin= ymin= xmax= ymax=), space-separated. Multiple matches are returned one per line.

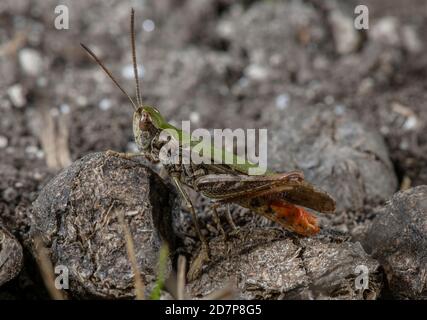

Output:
xmin=0 ymin=0 xmax=426 ymax=299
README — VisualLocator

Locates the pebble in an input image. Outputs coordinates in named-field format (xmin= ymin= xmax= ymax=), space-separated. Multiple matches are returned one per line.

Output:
xmin=275 ymin=93 xmax=290 ymax=110
xmin=189 ymin=111 xmax=200 ymax=124
xmin=7 ymin=84 xmax=26 ymax=108
xmin=121 ymin=64 xmax=145 ymax=80
xmin=0 ymin=136 xmax=8 ymax=148
xmin=371 ymin=17 xmax=400 ymax=46
xmin=60 ymin=104 xmax=71 ymax=114
xmin=99 ymin=98 xmax=112 ymax=111
xmin=142 ymin=19 xmax=155 ymax=32
xmin=76 ymin=96 xmax=88 ymax=107
xmin=19 ymin=48 xmax=43 ymax=76
xmin=403 ymin=115 xmax=418 ymax=131
xmin=245 ymin=64 xmax=268 ymax=81
xmin=402 ymin=26 xmax=423 ymax=53
xmin=329 ymin=11 xmax=360 ymax=54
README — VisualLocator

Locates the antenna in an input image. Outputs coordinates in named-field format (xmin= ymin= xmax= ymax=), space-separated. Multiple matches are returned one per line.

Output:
xmin=130 ymin=8 xmax=143 ymax=108
xmin=80 ymin=43 xmax=138 ymax=111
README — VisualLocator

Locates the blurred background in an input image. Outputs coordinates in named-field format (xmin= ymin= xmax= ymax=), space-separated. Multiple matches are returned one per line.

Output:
xmin=0 ymin=0 xmax=426 ymax=298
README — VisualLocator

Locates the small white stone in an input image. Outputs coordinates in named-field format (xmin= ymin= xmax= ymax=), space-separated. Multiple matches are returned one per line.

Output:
xmin=275 ymin=93 xmax=290 ymax=110
xmin=0 ymin=136 xmax=8 ymax=148
xmin=334 ymin=104 xmax=346 ymax=115
xmin=122 ymin=64 xmax=145 ymax=80
xmin=246 ymin=64 xmax=268 ymax=81
xmin=403 ymin=115 xmax=418 ymax=131
xmin=238 ymin=76 xmax=249 ymax=88
xmin=76 ymin=96 xmax=88 ymax=106
xmin=329 ymin=11 xmax=360 ymax=54
xmin=37 ymin=77 xmax=47 ymax=87
xmin=36 ymin=150 xmax=45 ymax=159
xmin=99 ymin=98 xmax=112 ymax=111
xmin=33 ymin=171 xmax=44 ymax=181
xmin=15 ymin=182 xmax=24 ymax=188
xmin=25 ymin=145 xmax=39 ymax=155
xmin=142 ymin=19 xmax=155 ymax=32
xmin=19 ymin=48 xmax=43 ymax=76
xmin=7 ymin=84 xmax=26 ymax=108
xmin=60 ymin=103 xmax=71 ymax=114
xmin=371 ymin=17 xmax=400 ymax=46
xmin=217 ymin=21 xmax=234 ymax=38
xmin=402 ymin=26 xmax=423 ymax=53
xmin=190 ymin=111 xmax=200 ymax=124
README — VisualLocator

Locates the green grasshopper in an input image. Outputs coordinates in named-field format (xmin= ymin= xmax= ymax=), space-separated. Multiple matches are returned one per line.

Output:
xmin=81 ymin=9 xmax=335 ymax=277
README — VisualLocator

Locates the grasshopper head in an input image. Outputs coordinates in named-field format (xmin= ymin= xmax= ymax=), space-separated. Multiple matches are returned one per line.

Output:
xmin=133 ymin=105 xmax=165 ymax=154
xmin=81 ymin=10 xmax=171 ymax=160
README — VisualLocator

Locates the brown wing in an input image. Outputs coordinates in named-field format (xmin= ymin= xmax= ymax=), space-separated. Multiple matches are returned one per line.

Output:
xmin=195 ymin=171 xmax=304 ymax=200
xmin=195 ymin=173 xmax=335 ymax=213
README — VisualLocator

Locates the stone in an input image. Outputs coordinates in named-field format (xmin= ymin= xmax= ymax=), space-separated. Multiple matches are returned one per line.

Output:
xmin=0 ymin=224 xmax=23 ymax=287
xmin=188 ymin=227 xmax=382 ymax=300
xmin=31 ymin=152 xmax=180 ymax=298
xmin=267 ymin=104 xmax=398 ymax=212
xmin=363 ymin=186 xmax=427 ymax=299
xmin=19 ymin=48 xmax=44 ymax=77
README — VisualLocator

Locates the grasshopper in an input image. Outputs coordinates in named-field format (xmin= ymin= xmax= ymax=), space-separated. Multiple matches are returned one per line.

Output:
xmin=81 ymin=9 xmax=335 ymax=278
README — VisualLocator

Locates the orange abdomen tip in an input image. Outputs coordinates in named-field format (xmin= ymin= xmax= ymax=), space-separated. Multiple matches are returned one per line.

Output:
xmin=270 ymin=201 xmax=320 ymax=236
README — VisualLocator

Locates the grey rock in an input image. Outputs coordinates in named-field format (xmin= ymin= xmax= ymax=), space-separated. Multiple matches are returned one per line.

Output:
xmin=188 ymin=227 xmax=382 ymax=299
xmin=19 ymin=48 xmax=44 ymax=77
xmin=267 ymin=104 xmax=398 ymax=212
xmin=363 ymin=186 xmax=427 ymax=299
xmin=0 ymin=224 xmax=23 ymax=287
xmin=329 ymin=10 xmax=361 ymax=54
xmin=7 ymin=84 xmax=26 ymax=108
xmin=31 ymin=152 xmax=180 ymax=298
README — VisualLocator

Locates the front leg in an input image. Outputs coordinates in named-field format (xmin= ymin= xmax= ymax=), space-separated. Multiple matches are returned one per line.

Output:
xmin=211 ymin=202 xmax=226 ymax=240
xmin=106 ymin=150 xmax=143 ymax=160
xmin=171 ymin=176 xmax=210 ymax=280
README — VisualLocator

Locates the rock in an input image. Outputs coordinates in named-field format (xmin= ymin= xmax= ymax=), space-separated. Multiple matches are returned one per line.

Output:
xmin=0 ymin=136 xmax=8 ymax=149
xmin=31 ymin=152 xmax=180 ymax=298
xmin=7 ymin=84 xmax=26 ymax=108
xmin=371 ymin=17 xmax=401 ymax=47
xmin=267 ymin=104 xmax=398 ymax=212
xmin=401 ymin=25 xmax=423 ymax=53
xmin=329 ymin=10 xmax=361 ymax=54
xmin=363 ymin=186 xmax=427 ymax=299
xmin=188 ymin=227 xmax=382 ymax=299
xmin=0 ymin=224 xmax=24 ymax=287
xmin=0 ymin=161 xmax=49 ymax=243
xmin=19 ymin=48 xmax=44 ymax=77
xmin=370 ymin=18 xmax=423 ymax=54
